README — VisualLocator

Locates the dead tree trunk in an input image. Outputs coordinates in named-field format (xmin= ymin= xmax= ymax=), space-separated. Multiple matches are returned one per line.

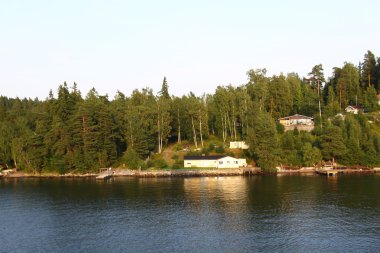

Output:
xmin=191 ymin=116 xmax=198 ymax=149
xmin=177 ymin=108 xmax=181 ymax=144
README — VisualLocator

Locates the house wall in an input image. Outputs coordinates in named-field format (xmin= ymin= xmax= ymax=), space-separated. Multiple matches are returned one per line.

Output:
xmin=280 ymin=118 xmax=313 ymax=126
xmin=184 ymin=157 xmax=247 ymax=168
xmin=284 ymin=125 xmax=314 ymax=132
xmin=184 ymin=160 xmax=217 ymax=168
xmin=230 ymin=141 xmax=249 ymax=149
xmin=216 ymin=157 xmax=247 ymax=168
xmin=346 ymin=107 xmax=358 ymax=114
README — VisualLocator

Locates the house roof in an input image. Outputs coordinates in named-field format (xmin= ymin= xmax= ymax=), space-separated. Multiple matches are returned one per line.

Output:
xmin=278 ymin=114 xmax=314 ymax=120
xmin=184 ymin=155 xmax=227 ymax=160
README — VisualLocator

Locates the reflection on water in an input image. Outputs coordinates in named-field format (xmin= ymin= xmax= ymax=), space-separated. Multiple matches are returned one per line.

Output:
xmin=1 ymin=175 xmax=380 ymax=252
xmin=184 ymin=177 xmax=248 ymax=206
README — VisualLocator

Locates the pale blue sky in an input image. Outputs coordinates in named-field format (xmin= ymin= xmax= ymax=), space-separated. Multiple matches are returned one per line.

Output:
xmin=1 ymin=0 xmax=379 ymax=99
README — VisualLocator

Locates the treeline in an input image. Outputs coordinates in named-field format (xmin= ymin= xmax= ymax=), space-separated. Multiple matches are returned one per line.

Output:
xmin=0 ymin=50 xmax=380 ymax=173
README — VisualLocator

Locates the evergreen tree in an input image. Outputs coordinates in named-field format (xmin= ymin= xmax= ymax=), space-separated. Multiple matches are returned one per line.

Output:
xmin=246 ymin=111 xmax=279 ymax=172
xmin=159 ymin=77 xmax=171 ymax=99
xmin=361 ymin=50 xmax=377 ymax=88
xmin=321 ymin=125 xmax=347 ymax=164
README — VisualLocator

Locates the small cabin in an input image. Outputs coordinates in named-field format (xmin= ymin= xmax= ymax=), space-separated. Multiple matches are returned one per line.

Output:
xmin=184 ymin=155 xmax=247 ymax=169
xmin=278 ymin=114 xmax=314 ymax=132
xmin=229 ymin=141 xmax=249 ymax=150
xmin=377 ymin=94 xmax=380 ymax=105
xmin=345 ymin=105 xmax=364 ymax=114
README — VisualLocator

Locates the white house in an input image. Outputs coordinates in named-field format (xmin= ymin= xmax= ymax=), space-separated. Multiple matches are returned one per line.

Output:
xmin=278 ymin=114 xmax=314 ymax=132
xmin=229 ymin=141 xmax=249 ymax=149
xmin=345 ymin=105 xmax=364 ymax=114
xmin=184 ymin=155 xmax=247 ymax=169
xmin=377 ymin=94 xmax=380 ymax=105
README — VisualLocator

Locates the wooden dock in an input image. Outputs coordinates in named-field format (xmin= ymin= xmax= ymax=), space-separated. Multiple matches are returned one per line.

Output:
xmin=243 ymin=167 xmax=261 ymax=175
xmin=316 ymin=169 xmax=341 ymax=176
xmin=96 ymin=168 xmax=113 ymax=180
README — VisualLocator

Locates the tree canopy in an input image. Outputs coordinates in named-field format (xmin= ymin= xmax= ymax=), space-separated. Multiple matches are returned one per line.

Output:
xmin=1 ymin=50 xmax=380 ymax=173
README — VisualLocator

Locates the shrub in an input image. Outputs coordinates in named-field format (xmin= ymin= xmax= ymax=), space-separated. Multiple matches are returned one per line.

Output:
xmin=174 ymin=143 xmax=183 ymax=151
xmin=186 ymin=150 xmax=202 ymax=156
xmin=215 ymin=146 xmax=225 ymax=153
xmin=172 ymin=160 xmax=184 ymax=170
xmin=122 ymin=148 xmax=141 ymax=170
xmin=201 ymin=148 xmax=209 ymax=155
xmin=154 ymin=159 xmax=168 ymax=169
xmin=208 ymin=143 xmax=215 ymax=152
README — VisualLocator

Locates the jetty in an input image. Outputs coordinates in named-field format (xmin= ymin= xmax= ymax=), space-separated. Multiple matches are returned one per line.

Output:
xmin=316 ymin=169 xmax=340 ymax=176
xmin=96 ymin=168 xmax=113 ymax=180
xmin=243 ymin=166 xmax=261 ymax=175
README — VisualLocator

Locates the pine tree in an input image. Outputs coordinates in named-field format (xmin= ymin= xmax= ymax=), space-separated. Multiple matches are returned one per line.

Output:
xmin=321 ymin=125 xmax=347 ymax=164
xmin=246 ymin=111 xmax=279 ymax=172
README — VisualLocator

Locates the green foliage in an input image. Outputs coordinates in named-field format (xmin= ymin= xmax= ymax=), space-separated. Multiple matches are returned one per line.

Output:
xmin=172 ymin=160 xmax=184 ymax=170
xmin=301 ymin=143 xmax=322 ymax=167
xmin=321 ymin=125 xmax=347 ymax=163
xmin=207 ymin=142 xmax=215 ymax=151
xmin=247 ymin=111 xmax=279 ymax=172
xmin=123 ymin=148 xmax=141 ymax=170
xmin=1 ymin=50 xmax=380 ymax=174
xmin=186 ymin=150 xmax=202 ymax=156
xmin=147 ymin=154 xmax=169 ymax=169
xmin=215 ymin=146 xmax=225 ymax=153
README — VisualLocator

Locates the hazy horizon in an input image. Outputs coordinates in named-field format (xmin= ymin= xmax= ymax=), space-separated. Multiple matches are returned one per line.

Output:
xmin=1 ymin=0 xmax=379 ymax=99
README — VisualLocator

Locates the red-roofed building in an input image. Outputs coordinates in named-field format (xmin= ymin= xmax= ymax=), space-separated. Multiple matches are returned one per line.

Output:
xmin=345 ymin=105 xmax=364 ymax=114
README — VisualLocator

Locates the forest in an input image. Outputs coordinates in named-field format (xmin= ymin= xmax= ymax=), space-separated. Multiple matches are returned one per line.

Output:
xmin=0 ymin=50 xmax=380 ymax=173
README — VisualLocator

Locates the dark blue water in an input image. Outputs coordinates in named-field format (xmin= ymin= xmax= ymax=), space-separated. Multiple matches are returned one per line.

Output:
xmin=1 ymin=175 xmax=380 ymax=252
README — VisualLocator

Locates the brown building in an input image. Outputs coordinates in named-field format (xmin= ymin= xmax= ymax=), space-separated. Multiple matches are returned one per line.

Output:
xmin=279 ymin=114 xmax=314 ymax=132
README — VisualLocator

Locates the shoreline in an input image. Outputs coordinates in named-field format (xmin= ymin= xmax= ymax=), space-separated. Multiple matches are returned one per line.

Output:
xmin=1 ymin=167 xmax=379 ymax=179
xmin=2 ymin=168 xmax=259 ymax=179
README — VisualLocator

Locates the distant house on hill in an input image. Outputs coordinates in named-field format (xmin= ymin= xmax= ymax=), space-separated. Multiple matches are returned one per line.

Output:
xmin=229 ymin=141 xmax=249 ymax=150
xmin=184 ymin=155 xmax=247 ymax=169
xmin=278 ymin=114 xmax=314 ymax=132
xmin=377 ymin=94 xmax=380 ymax=105
xmin=345 ymin=105 xmax=364 ymax=114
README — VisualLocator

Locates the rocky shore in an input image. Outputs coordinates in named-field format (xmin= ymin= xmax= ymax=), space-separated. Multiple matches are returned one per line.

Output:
xmin=1 ymin=167 xmax=261 ymax=178
xmin=112 ymin=168 xmax=261 ymax=177
xmin=2 ymin=166 xmax=379 ymax=179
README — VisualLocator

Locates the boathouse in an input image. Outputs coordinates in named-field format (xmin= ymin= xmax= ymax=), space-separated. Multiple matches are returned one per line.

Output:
xmin=278 ymin=114 xmax=314 ymax=132
xmin=184 ymin=155 xmax=247 ymax=168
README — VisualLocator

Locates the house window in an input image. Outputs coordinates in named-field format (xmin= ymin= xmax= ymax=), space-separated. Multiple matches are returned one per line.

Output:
xmin=227 ymin=161 xmax=230 ymax=164
xmin=219 ymin=161 xmax=223 ymax=165
xmin=187 ymin=163 xmax=191 ymax=165
xmin=234 ymin=161 xmax=238 ymax=164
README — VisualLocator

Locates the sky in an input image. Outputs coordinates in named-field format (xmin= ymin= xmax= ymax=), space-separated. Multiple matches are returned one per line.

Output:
xmin=1 ymin=0 xmax=380 ymax=100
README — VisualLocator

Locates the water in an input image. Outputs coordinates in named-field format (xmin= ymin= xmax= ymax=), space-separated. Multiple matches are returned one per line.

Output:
xmin=1 ymin=175 xmax=380 ymax=252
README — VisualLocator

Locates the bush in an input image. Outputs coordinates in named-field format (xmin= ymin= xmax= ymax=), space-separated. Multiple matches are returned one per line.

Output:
xmin=226 ymin=152 xmax=235 ymax=157
xmin=208 ymin=143 xmax=215 ymax=152
xmin=174 ymin=143 xmax=183 ymax=151
xmin=201 ymin=148 xmax=209 ymax=155
xmin=215 ymin=146 xmax=225 ymax=153
xmin=122 ymin=148 xmax=141 ymax=170
xmin=172 ymin=160 xmax=184 ymax=170
xmin=154 ymin=158 xmax=168 ymax=169
xmin=186 ymin=150 xmax=202 ymax=156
